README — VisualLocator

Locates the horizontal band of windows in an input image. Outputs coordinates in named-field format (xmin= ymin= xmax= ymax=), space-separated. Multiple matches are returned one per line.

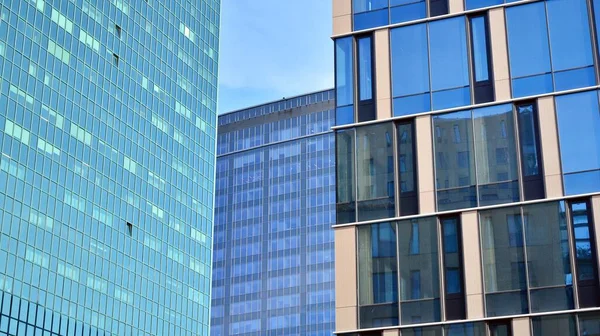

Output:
xmin=332 ymin=190 xmax=600 ymax=228
xmin=336 ymin=0 xmax=535 ymax=37
xmin=332 ymin=84 xmax=600 ymax=131
xmin=336 ymin=306 xmax=600 ymax=334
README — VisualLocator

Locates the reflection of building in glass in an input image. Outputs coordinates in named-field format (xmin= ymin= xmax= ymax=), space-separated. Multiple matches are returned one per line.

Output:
xmin=211 ymin=90 xmax=336 ymax=336
xmin=0 ymin=0 xmax=219 ymax=335
xmin=332 ymin=0 xmax=600 ymax=335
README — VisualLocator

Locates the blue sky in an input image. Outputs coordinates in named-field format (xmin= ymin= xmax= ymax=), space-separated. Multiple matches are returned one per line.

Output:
xmin=217 ymin=0 xmax=334 ymax=114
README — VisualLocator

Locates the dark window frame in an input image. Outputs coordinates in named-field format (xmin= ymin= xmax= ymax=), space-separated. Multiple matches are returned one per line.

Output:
xmin=356 ymin=34 xmax=376 ymax=122
xmin=440 ymin=215 xmax=466 ymax=320
xmin=468 ymin=13 xmax=495 ymax=104
xmin=515 ymin=101 xmax=545 ymax=201
xmin=397 ymin=120 xmax=419 ymax=215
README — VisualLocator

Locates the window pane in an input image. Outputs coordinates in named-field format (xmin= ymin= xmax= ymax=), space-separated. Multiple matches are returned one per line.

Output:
xmin=466 ymin=0 xmax=503 ymax=10
xmin=442 ymin=217 xmax=463 ymax=295
xmin=390 ymin=24 xmax=430 ymax=98
xmin=470 ymin=16 xmax=490 ymax=82
xmin=546 ymin=0 xmax=593 ymax=72
xmin=398 ymin=217 xmax=441 ymax=324
xmin=571 ymin=202 xmax=597 ymax=281
xmin=445 ymin=323 xmax=487 ymax=336
xmin=473 ymin=104 xmax=518 ymax=185
xmin=356 ymin=123 xmax=396 ymax=221
xmin=336 ymin=37 xmax=354 ymax=108
xmin=354 ymin=8 xmax=389 ymax=31
xmin=429 ymin=17 xmax=470 ymax=108
xmin=579 ymin=311 xmax=600 ymax=336
xmin=358 ymin=223 xmax=399 ymax=328
xmin=336 ymin=130 xmax=356 ymax=224
xmin=524 ymin=202 xmax=573 ymax=312
xmin=506 ymin=3 xmax=551 ymax=79
xmin=402 ymin=326 xmax=443 ymax=336
xmin=390 ymin=0 xmax=426 ymax=24
xmin=517 ymin=104 xmax=541 ymax=177
xmin=358 ymin=37 xmax=373 ymax=101
xmin=532 ymin=314 xmax=577 ymax=336
xmin=555 ymin=91 xmax=600 ymax=176
xmin=398 ymin=123 xmax=416 ymax=193
xmin=354 ymin=0 xmax=389 ymax=13
xmin=480 ymin=206 xmax=528 ymax=316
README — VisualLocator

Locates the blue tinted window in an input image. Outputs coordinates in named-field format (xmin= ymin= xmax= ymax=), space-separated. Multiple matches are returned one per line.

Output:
xmin=358 ymin=37 xmax=373 ymax=101
xmin=470 ymin=16 xmax=490 ymax=82
xmin=506 ymin=3 xmax=551 ymax=79
xmin=390 ymin=24 xmax=430 ymax=116
xmin=466 ymin=0 xmax=503 ymax=10
xmin=354 ymin=0 xmax=389 ymax=13
xmin=336 ymin=37 xmax=354 ymax=107
xmin=430 ymin=17 xmax=470 ymax=109
xmin=390 ymin=0 xmax=427 ymax=24
xmin=556 ymin=91 xmax=600 ymax=195
xmin=354 ymin=9 xmax=390 ymax=31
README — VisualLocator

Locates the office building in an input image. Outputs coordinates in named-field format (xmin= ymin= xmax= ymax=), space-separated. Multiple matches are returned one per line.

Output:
xmin=211 ymin=90 xmax=336 ymax=336
xmin=0 ymin=0 xmax=219 ymax=334
xmin=332 ymin=0 xmax=600 ymax=335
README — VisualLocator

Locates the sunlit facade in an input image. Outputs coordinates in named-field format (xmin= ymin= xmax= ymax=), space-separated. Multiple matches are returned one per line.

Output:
xmin=0 ymin=0 xmax=219 ymax=334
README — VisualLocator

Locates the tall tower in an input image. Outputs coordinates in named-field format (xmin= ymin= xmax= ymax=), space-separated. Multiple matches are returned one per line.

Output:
xmin=211 ymin=90 xmax=336 ymax=336
xmin=332 ymin=0 xmax=600 ymax=335
xmin=0 ymin=0 xmax=219 ymax=334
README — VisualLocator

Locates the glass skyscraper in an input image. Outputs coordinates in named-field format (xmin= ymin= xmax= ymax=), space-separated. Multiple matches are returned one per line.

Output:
xmin=0 ymin=0 xmax=219 ymax=335
xmin=333 ymin=0 xmax=600 ymax=335
xmin=211 ymin=90 xmax=336 ymax=336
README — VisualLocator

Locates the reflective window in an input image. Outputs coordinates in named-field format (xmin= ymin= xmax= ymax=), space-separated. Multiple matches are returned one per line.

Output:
xmin=398 ymin=217 xmax=440 ymax=325
xmin=569 ymin=201 xmax=600 ymax=308
xmin=391 ymin=0 xmax=427 ymax=24
xmin=532 ymin=314 xmax=577 ymax=336
xmin=358 ymin=36 xmax=374 ymax=101
xmin=506 ymin=0 xmax=595 ymax=98
xmin=469 ymin=15 xmax=494 ymax=103
xmin=336 ymin=130 xmax=356 ymax=224
xmin=466 ymin=0 xmax=512 ymax=10
xmin=336 ymin=37 xmax=355 ymax=125
xmin=442 ymin=217 xmax=465 ymax=320
xmin=429 ymin=17 xmax=470 ymax=110
xmin=555 ymin=91 xmax=600 ymax=195
xmin=353 ymin=0 xmax=449 ymax=30
xmin=579 ymin=311 xmax=600 ymax=335
xmin=517 ymin=103 xmax=544 ymax=200
xmin=398 ymin=123 xmax=418 ymax=215
xmin=356 ymin=124 xmax=395 ymax=221
xmin=391 ymin=23 xmax=431 ymax=116
xmin=358 ymin=223 xmax=399 ymax=328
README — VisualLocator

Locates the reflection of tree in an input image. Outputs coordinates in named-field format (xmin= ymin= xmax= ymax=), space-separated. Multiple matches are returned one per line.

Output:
xmin=577 ymin=246 xmax=592 ymax=259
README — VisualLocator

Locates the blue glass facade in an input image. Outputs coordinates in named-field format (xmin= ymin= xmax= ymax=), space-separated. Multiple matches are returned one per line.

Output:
xmin=0 ymin=0 xmax=219 ymax=335
xmin=211 ymin=90 xmax=336 ymax=336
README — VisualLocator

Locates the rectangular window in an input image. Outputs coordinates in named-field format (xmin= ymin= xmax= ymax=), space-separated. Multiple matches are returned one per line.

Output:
xmin=391 ymin=23 xmax=431 ymax=116
xmin=532 ymin=314 xmax=577 ymax=336
xmin=441 ymin=217 xmax=465 ymax=320
xmin=357 ymin=35 xmax=376 ymax=122
xmin=358 ymin=223 xmax=399 ymax=328
xmin=398 ymin=122 xmax=418 ymax=215
xmin=469 ymin=15 xmax=494 ymax=104
xmin=569 ymin=200 xmax=600 ymax=308
xmin=555 ymin=91 xmax=600 ymax=195
xmin=398 ymin=217 xmax=440 ymax=325
xmin=354 ymin=0 xmax=389 ymax=30
xmin=336 ymin=130 xmax=356 ymax=224
xmin=517 ymin=102 xmax=544 ymax=200
xmin=390 ymin=0 xmax=427 ymax=24
xmin=335 ymin=37 xmax=355 ymax=126
xmin=506 ymin=1 xmax=595 ymax=98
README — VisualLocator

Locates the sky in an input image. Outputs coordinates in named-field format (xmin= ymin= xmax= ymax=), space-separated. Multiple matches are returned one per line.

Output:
xmin=217 ymin=0 xmax=334 ymax=114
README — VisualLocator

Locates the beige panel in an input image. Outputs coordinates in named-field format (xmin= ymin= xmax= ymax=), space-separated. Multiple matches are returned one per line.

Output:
xmin=415 ymin=115 xmax=435 ymax=213
xmin=537 ymin=96 xmax=564 ymax=197
xmin=377 ymin=98 xmax=392 ymax=120
xmin=333 ymin=0 xmax=352 ymax=17
xmin=336 ymin=306 xmax=358 ymax=332
xmin=335 ymin=226 xmax=357 ymax=309
xmin=333 ymin=15 xmax=352 ymax=36
xmin=461 ymin=211 xmax=483 ymax=295
xmin=591 ymin=196 xmax=600 ymax=274
xmin=375 ymin=30 xmax=391 ymax=101
xmin=383 ymin=330 xmax=400 ymax=336
xmin=466 ymin=294 xmax=484 ymax=319
xmin=449 ymin=0 xmax=465 ymax=14
xmin=512 ymin=317 xmax=532 ymax=336
xmin=495 ymin=78 xmax=511 ymax=101
xmin=489 ymin=8 xmax=511 ymax=104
